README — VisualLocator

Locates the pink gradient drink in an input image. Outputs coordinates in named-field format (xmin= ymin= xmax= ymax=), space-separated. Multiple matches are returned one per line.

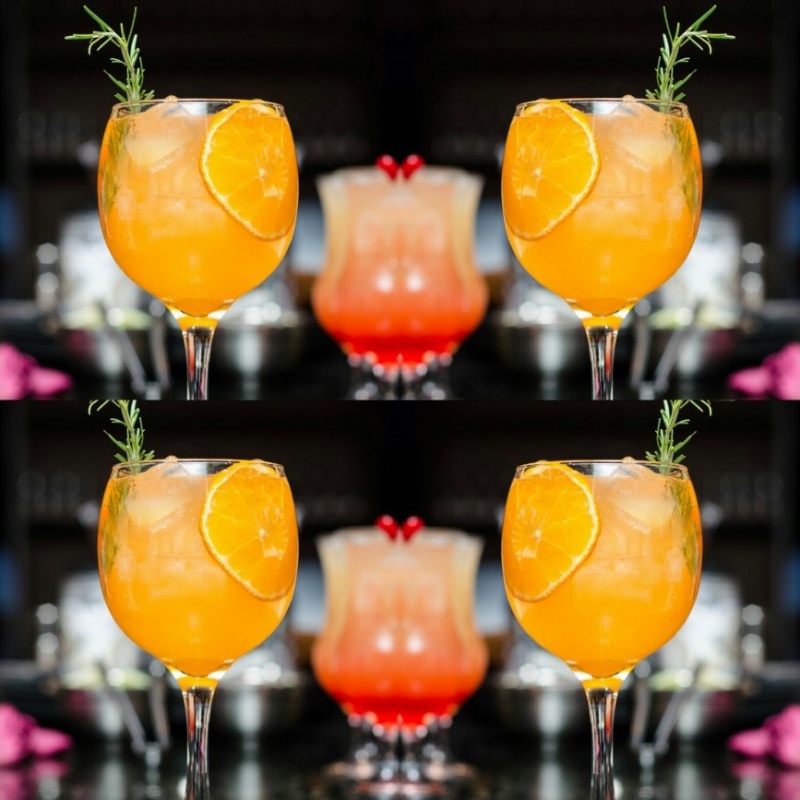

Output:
xmin=312 ymin=527 xmax=487 ymax=730
xmin=312 ymin=166 xmax=488 ymax=393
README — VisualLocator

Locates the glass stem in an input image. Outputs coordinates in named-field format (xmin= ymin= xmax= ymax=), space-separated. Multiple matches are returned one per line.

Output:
xmin=182 ymin=326 xmax=215 ymax=401
xmin=372 ymin=363 xmax=402 ymax=399
xmin=399 ymin=724 xmax=428 ymax=783
xmin=373 ymin=724 xmax=402 ymax=782
xmin=182 ymin=684 xmax=215 ymax=797
xmin=584 ymin=323 xmax=618 ymax=401
xmin=585 ymin=684 xmax=618 ymax=798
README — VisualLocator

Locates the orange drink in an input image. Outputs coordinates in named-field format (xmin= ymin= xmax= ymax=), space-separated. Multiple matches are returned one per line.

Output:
xmin=502 ymin=459 xmax=701 ymax=787
xmin=502 ymin=99 xmax=702 ymax=399
xmin=503 ymin=460 xmax=701 ymax=682
xmin=98 ymin=99 xmax=298 ymax=399
xmin=97 ymin=458 xmax=298 ymax=790
xmin=99 ymin=459 xmax=297 ymax=681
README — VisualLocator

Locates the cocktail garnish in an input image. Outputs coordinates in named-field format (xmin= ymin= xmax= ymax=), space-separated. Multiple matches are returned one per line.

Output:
xmin=66 ymin=6 xmax=154 ymax=105
xmin=88 ymin=400 xmax=155 ymax=464
xmin=401 ymin=155 xmax=426 ymax=179
xmin=401 ymin=517 xmax=425 ymax=541
xmin=200 ymin=101 xmax=297 ymax=241
xmin=375 ymin=155 xmax=426 ymax=180
xmin=200 ymin=461 xmax=297 ymax=600
xmin=375 ymin=515 xmax=400 ymax=540
xmin=375 ymin=155 xmax=400 ymax=180
xmin=502 ymin=101 xmax=599 ymax=241
xmin=374 ymin=516 xmax=424 ymax=541
xmin=503 ymin=462 xmax=599 ymax=602
xmin=646 ymin=5 xmax=734 ymax=104
xmin=645 ymin=400 xmax=713 ymax=467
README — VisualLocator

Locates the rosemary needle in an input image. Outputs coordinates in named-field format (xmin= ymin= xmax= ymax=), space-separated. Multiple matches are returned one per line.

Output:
xmin=645 ymin=400 xmax=712 ymax=468
xmin=66 ymin=6 xmax=154 ymax=105
xmin=646 ymin=5 xmax=734 ymax=104
xmin=88 ymin=400 xmax=155 ymax=464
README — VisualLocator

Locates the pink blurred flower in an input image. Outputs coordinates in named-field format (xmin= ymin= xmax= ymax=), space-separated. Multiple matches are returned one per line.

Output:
xmin=0 ymin=768 xmax=33 ymax=800
xmin=767 ymin=343 xmax=800 ymax=400
xmin=729 ymin=705 xmax=800 ymax=771
xmin=728 ymin=342 xmax=800 ymax=400
xmin=729 ymin=726 xmax=772 ymax=759
xmin=0 ymin=706 xmax=36 ymax=767
xmin=769 ymin=768 xmax=800 ymax=800
xmin=766 ymin=706 xmax=800 ymax=768
xmin=0 ymin=343 xmax=71 ymax=400
xmin=0 ymin=704 xmax=71 ymax=769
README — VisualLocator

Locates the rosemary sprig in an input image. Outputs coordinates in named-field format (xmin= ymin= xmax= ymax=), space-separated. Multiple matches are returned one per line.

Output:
xmin=646 ymin=5 xmax=734 ymax=104
xmin=66 ymin=6 xmax=154 ymax=105
xmin=646 ymin=400 xmax=712 ymax=467
xmin=88 ymin=400 xmax=155 ymax=464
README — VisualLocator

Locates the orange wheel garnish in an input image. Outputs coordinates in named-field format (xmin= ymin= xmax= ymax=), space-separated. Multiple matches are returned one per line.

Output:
xmin=201 ymin=101 xmax=298 ymax=241
xmin=502 ymin=462 xmax=600 ymax=601
xmin=502 ymin=100 xmax=600 ymax=240
xmin=200 ymin=461 xmax=298 ymax=601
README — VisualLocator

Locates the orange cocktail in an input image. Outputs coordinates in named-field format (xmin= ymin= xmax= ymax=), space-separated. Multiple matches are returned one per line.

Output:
xmin=98 ymin=458 xmax=298 ymax=791
xmin=99 ymin=99 xmax=298 ymax=399
xmin=502 ymin=460 xmax=701 ymax=786
xmin=312 ymin=166 xmax=487 ymax=397
xmin=502 ymin=99 xmax=702 ymax=399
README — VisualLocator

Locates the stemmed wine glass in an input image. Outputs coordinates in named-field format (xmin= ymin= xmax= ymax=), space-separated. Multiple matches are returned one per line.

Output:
xmin=97 ymin=459 xmax=298 ymax=798
xmin=98 ymin=98 xmax=298 ymax=399
xmin=502 ymin=460 xmax=702 ymax=797
xmin=501 ymin=98 xmax=702 ymax=399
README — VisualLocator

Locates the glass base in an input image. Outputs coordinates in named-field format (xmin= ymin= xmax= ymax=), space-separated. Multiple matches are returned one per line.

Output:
xmin=346 ymin=354 xmax=453 ymax=400
xmin=420 ymin=718 xmax=475 ymax=783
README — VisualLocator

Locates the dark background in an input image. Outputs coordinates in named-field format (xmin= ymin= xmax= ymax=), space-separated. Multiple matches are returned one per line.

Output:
xmin=0 ymin=399 xmax=798 ymax=665
xmin=0 ymin=0 xmax=798 ymax=299
xmin=0 ymin=1 xmax=798 ymax=674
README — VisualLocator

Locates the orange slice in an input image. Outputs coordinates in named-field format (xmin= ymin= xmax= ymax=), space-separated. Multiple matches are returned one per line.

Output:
xmin=200 ymin=461 xmax=298 ymax=601
xmin=502 ymin=462 xmax=600 ymax=601
xmin=201 ymin=101 xmax=298 ymax=241
xmin=502 ymin=100 xmax=600 ymax=240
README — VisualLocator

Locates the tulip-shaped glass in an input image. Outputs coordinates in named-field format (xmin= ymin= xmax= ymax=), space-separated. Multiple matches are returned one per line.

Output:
xmin=312 ymin=166 xmax=488 ymax=398
xmin=312 ymin=527 xmax=488 ymax=793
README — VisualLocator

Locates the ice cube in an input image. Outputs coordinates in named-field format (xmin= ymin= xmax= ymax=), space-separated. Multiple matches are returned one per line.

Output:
xmin=614 ymin=95 xmax=642 ymax=112
xmin=597 ymin=99 xmax=674 ymax=170
xmin=594 ymin=462 xmax=676 ymax=534
xmin=125 ymin=101 xmax=198 ymax=170
xmin=155 ymin=96 xmax=187 ymax=116
xmin=124 ymin=460 xmax=201 ymax=532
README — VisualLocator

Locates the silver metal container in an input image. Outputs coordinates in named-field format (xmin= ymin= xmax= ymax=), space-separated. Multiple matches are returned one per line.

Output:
xmin=491 ymin=671 xmax=588 ymax=741
xmin=208 ymin=671 xmax=309 ymax=738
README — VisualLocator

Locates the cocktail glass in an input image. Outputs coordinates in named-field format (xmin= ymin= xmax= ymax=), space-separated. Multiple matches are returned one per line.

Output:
xmin=502 ymin=460 xmax=702 ymax=798
xmin=98 ymin=99 xmax=298 ymax=399
xmin=312 ymin=527 xmax=488 ymax=792
xmin=502 ymin=99 xmax=702 ymax=399
xmin=97 ymin=459 xmax=298 ymax=798
xmin=311 ymin=166 xmax=488 ymax=399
